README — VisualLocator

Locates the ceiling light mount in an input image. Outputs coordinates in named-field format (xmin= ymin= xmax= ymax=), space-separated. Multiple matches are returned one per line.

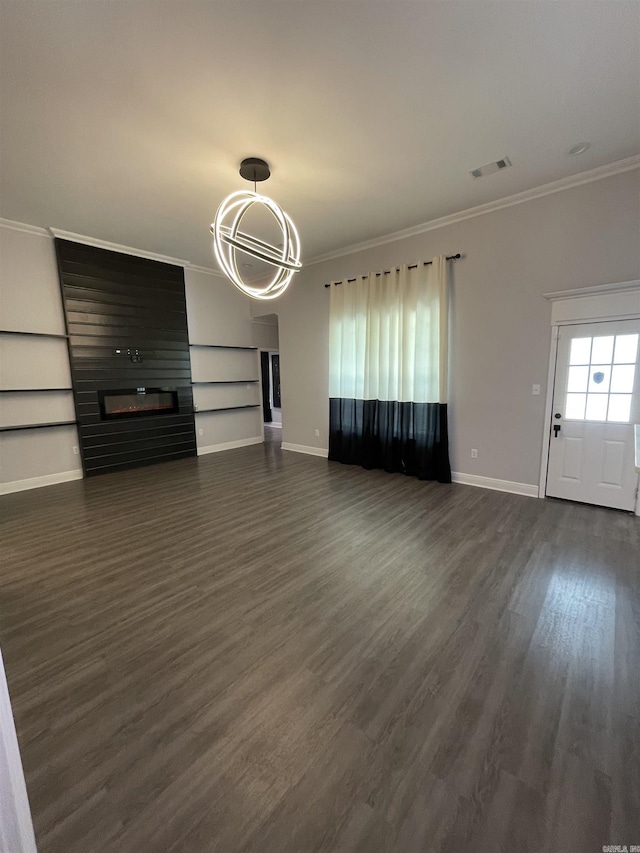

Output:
xmin=210 ymin=157 xmax=302 ymax=300
xmin=238 ymin=157 xmax=271 ymax=183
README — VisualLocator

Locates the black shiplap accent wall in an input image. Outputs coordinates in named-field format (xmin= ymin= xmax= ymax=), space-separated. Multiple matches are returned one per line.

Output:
xmin=55 ymin=239 xmax=196 ymax=476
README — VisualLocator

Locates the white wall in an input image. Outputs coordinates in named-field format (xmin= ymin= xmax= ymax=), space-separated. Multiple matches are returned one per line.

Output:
xmin=0 ymin=226 xmax=66 ymax=335
xmin=184 ymin=268 xmax=252 ymax=347
xmin=184 ymin=268 xmax=262 ymax=454
xmin=250 ymin=319 xmax=279 ymax=351
xmin=275 ymin=169 xmax=640 ymax=488
xmin=0 ymin=225 xmax=83 ymax=492
xmin=0 ymin=230 xmax=261 ymax=491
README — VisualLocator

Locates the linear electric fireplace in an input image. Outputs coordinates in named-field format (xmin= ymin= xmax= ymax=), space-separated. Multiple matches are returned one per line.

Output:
xmin=98 ymin=388 xmax=179 ymax=420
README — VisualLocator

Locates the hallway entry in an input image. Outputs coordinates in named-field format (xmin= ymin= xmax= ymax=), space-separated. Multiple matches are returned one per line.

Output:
xmin=251 ymin=313 xmax=282 ymax=440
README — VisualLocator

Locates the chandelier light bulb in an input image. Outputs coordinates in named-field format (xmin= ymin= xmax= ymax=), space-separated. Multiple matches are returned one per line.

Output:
xmin=211 ymin=185 xmax=302 ymax=300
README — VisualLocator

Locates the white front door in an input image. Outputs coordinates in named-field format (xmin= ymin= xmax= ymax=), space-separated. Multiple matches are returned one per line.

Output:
xmin=546 ymin=319 xmax=640 ymax=510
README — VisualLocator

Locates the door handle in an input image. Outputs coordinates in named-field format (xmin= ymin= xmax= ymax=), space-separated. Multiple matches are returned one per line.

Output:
xmin=553 ymin=424 xmax=561 ymax=438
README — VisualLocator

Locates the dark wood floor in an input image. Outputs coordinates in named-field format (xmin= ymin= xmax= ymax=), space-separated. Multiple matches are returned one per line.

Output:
xmin=1 ymin=439 xmax=639 ymax=853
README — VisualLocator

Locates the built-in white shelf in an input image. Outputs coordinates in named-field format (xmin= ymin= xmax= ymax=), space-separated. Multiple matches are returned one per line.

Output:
xmin=189 ymin=343 xmax=261 ymax=449
xmin=0 ymin=329 xmax=69 ymax=339
xmin=196 ymin=405 xmax=260 ymax=414
xmin=189 ymin=343 xmax=256 ymax=351
xmin=0 ymin=421 xmax=77 ymax=432
xmin=0 ymin=332 xmax=75 ymax=435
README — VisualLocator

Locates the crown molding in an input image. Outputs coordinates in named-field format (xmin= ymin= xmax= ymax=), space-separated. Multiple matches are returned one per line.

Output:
xmin=0 ymin=218 xmax=50 ymax=237
xmin=306 ymin=155 xmax=640 ymax=266
xmin=544 ymin=280 xmax=640 ymax=300
xmin=48 ymin=228 xmax=189 ymax=266
xmin=3 ymin=154 xmax=639 ymax=271
xmin=0 ymin=217 xmax=222 ymax=273
xmin=0 ymin=218 xmax=192 ymax=266
xmin=186 ymin=263 xmax=225 ymax=278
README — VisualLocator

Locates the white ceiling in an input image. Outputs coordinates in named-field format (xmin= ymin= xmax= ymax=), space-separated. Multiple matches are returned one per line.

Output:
xmin=1 ymin=1 xmax=638 ymax=269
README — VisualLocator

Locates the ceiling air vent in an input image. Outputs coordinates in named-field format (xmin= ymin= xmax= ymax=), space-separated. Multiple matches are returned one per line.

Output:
xmin=469 ymin=156 xmax=512 ymax=179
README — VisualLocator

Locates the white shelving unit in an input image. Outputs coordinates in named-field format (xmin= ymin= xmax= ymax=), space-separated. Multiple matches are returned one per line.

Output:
xmin=0 ymin=330 xmax=81 ymax=492
xmin=189 ymin=344 xmax=263 ymax=453
xmin=0 ymin=331 xmax=76 ymax=429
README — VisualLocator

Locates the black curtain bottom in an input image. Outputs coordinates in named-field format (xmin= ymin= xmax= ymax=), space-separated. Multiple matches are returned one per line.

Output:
xmin=329 ymin=398 xmax=451 ymax=483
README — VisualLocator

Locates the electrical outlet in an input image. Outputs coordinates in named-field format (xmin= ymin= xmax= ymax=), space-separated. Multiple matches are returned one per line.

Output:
xmin=72 ymin=445 xmax=79 ymax=455
xmin=532 ymin=384 xmax=541 ymax=396
xmin=471 ymin=449 xmax=478 ymax=458
xmin=314 ymin=429 xmax=320 ymax=437
xmin=198 ymin=428 xmax=204 ymax=436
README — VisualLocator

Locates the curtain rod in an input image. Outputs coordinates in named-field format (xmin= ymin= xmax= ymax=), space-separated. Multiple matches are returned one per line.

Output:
xmin=323 ymin=254 xmax=461 ymax=287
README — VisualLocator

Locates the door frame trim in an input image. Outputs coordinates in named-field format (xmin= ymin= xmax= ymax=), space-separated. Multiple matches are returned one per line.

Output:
xmin=539 ymin=280 xmax=640 ymax=512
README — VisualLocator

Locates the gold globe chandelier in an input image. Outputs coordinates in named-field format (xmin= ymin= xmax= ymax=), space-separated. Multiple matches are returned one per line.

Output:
xmin=210 ymin=158 xmax=302 ymax=300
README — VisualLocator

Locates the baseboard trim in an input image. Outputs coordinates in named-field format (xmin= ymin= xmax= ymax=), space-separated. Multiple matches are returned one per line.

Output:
xmin=197 ymin=436 xmax=263 ymax=456
xmin=452 ymin=472 xmax=539 ymax=498
xmin=0 ymin=469 xmax=83 ymax=496
xmin=281 ymin=442 xmax=329 ymax=458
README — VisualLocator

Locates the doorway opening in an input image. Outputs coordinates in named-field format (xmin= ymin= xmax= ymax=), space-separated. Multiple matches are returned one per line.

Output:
xmin=251 ymin=313 xmax=281 ymax=449
xmin=260 ymin=351 xmax=281 ymax=428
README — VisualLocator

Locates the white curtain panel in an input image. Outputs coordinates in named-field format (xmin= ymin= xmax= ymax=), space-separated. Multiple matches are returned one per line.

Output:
xmin=329 ymin=255 xmax=448 ymax=404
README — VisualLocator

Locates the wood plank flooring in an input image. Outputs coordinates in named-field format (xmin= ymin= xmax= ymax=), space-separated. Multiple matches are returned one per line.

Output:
xmin=1 ymin=439 xmax=639 ymax=852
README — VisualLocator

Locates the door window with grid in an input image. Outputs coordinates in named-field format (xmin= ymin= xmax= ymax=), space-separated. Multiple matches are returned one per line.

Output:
xmin=565 ymin=333 xmax=638 ymax=422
